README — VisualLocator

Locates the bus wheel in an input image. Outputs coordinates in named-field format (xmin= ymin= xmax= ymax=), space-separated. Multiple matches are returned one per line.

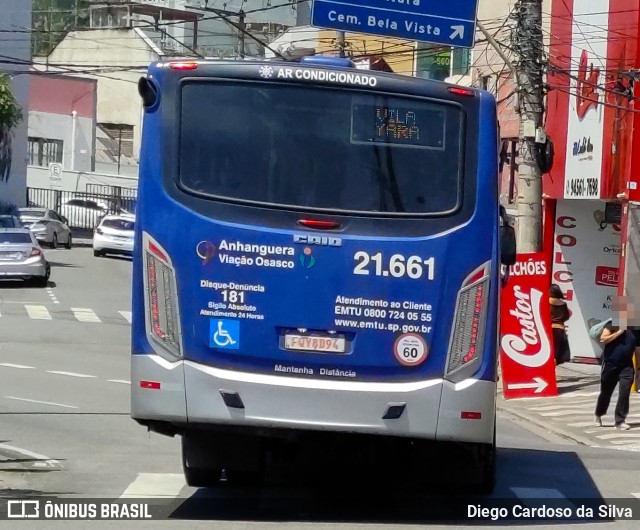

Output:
xmin=181 ymin=433 xmax=222 ymax=488
xmin=471 ymin=429 xmax=496 ymax=495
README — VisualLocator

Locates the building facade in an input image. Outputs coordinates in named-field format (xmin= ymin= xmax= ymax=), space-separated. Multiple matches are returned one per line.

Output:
xmin=544 ymin=0 xmax=640 ymax=361
xmin=32 ymin=28 xmax=164 ymax=175
xmin=28 ymin=74 xmax=97 ymax=175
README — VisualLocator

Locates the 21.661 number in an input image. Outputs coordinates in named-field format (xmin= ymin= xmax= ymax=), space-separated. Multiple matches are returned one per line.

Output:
xmin=353 ymin=252 xmax=435 ymax=280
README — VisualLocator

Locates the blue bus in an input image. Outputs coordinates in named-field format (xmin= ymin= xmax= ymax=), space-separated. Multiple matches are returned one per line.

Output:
xmin=131 ymin=57 xmax=516 ymax=493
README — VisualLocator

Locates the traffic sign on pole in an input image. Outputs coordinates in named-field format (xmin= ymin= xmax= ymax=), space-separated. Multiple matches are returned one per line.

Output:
xmin=311 ymin=0 xmax=479 ymax=48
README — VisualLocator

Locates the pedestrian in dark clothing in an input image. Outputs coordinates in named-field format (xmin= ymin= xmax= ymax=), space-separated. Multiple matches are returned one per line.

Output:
xmin=549 ymin=284 xmax=571 ymax=365
xmin=594 ymin=324 xmax=640 ymax=430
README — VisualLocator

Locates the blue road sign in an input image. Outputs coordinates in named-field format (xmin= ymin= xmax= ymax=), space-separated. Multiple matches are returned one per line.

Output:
xmin=311 ymin=0 xmax=478 ymax=48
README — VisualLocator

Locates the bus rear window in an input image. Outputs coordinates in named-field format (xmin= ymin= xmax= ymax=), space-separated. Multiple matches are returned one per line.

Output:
xmin=179 ymin=82 xmax=464 ymax=215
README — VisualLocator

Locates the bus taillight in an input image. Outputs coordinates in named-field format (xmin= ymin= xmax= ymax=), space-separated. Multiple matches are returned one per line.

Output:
xmin=169 ymin=62 xmax=198 ymax=70
xmin=445 ymin=263 xmax=490 ymax=380
xmin=143 ymin=233 xmax=182 ymax=359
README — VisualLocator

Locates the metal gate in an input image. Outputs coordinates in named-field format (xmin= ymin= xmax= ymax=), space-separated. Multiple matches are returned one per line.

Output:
xmin=26 ymin=187 xmax=138 ymax=230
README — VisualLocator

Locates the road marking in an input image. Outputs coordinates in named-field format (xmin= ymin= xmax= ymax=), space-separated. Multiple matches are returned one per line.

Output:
xmin=530 ymin=404 xmax=593 ymax=411
xmin=633 ymin=493 xmax=640 ymax=499
xmin=119 ymin=311 xmax=132 ymax=323
xmin=25 ymin=305 xmax=51 ymax=320
xmin=511 ymin=487 xmax=567 ymax=499
xmin=46 ymin=371 xmax=97 ymax=379
xmin=510 ymin=488 xmax=577 ymax=511
xmin=71 ymin=308 xmax=101 ymax=323
xmin=0 ymin=363 xmax=36 ymax=370
xmin=6 ymin=396 xmax=78 ymax=409
xmin=0 ymin=442 xmax=63 ymax=470
xmin=46 ymin=288 xmax=59 ymax=304
xmin=108 ymin=379 xmax=131 ymax=385
xmin=596 ymin=433 xmax=640 ymax=440
xmin=119 ymin=473 xmax=186 ymax=498
xmin=568 ymin=421 xmax=603 ymax=428
xmin=539 ymin=410 xmax=596 ymax=417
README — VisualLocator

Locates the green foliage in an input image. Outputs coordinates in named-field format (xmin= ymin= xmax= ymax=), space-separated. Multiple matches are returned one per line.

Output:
xmin=0 ymin=75 xmax=22 ymax=131
xmin=32 ymin=0 xmax=90 ymax=56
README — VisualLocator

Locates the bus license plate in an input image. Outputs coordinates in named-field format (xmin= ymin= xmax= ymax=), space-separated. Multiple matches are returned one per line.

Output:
xmin=284 ymin=334 xmax=346 ymax=353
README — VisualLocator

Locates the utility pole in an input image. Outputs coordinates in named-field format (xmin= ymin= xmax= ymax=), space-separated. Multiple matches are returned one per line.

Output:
xmin=238 ymin=11 xmax=246 ymax=59
xmin=187 ymin=2 xmax=286 ymax=60
xmin=512 ymin=0 xmax=545 ymax=253
xmin=337 ymin=31 xmax=346 ymax=58
xmin=187 ymin=4 xmax=247 ymax=58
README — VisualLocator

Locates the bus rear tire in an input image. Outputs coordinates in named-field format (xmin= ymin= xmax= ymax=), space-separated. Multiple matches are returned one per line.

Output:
xmin=181 ymin=433 xmax=222 ymax=488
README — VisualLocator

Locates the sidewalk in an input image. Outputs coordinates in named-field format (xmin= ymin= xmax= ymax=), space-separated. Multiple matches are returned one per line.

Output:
xmin=497 ymin=361 xmax=600 ymax=395
xmin=498 ymin=362 xmax=640 ymax=451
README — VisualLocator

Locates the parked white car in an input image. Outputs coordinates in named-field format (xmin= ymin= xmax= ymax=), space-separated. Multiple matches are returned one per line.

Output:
xmin=93 ymin=215 xmax=135 ymax=257
xmin=59 ymin=198 xmax=111 ymax=230
xmin=18 ymin=208 xmax=72 ymax=249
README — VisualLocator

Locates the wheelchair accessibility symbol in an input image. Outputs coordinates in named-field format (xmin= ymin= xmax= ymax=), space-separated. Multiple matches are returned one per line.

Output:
xmin=210 ymin=319 xmax=240 ymax=350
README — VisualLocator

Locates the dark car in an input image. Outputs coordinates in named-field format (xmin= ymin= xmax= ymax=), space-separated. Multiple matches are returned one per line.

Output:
xmin=0 ymin=215 xmax=21 ymax=228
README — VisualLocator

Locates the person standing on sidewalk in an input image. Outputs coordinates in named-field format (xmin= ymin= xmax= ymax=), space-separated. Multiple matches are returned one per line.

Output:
xmin=594 ymin=315 xmax=639 ymax=430
xmin=550 ymin=284 xmax=571 ymax=365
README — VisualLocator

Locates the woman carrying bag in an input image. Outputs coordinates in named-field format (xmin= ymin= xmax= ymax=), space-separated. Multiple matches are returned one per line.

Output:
xmin=592 ymin=319 xmax=637 ymax=430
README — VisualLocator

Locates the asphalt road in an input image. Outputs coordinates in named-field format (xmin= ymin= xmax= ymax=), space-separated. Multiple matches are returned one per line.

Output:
xmin=1 ymin=247 xmax=640 ymax=529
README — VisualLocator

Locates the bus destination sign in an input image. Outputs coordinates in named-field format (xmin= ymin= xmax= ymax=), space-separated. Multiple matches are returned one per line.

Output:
xmin=311 ymin=0 xmax=479 ymax=48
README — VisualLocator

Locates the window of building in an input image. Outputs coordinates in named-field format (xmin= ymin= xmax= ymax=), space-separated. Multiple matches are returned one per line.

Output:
xmin=28 ymin=137 xmax=63 ymax=167
xmin=451 ymin=48 xmax=471 ymax=76
xmin=415 ymin=44 xmax=472 ymax=80
xmin=90 ymin=6 xmax=129 ymax=29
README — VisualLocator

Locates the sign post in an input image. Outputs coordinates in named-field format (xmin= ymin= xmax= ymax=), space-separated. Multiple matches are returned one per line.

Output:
xmin=311 ymin=0 xmax=479 ymax=47
xmin=500 ymin=253 xmax=559 ymax=399
xmin=49 ymin=163 xmax=63 ymax=190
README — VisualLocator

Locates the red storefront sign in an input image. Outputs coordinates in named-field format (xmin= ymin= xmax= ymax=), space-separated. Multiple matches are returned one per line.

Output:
xmin=500 ymin=253 xmax=558 ymax=399
xmin=595 ymin=265 xmax=619 ymax=287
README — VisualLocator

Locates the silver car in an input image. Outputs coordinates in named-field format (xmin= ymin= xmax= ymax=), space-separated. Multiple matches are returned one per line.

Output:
xmin=0 ymin=229 xmax=50 ymax=286
xmin=18 ymin=208 xmax=72 ymax=249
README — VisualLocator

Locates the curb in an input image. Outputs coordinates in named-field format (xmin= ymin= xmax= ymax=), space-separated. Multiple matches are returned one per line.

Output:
xmin=498 ymin=409 xmax=576 ymax=446
xmin=73 ymin=239 xmax=93 ymax=248
xmin=497 ymin=401 xmax=599 ymax=448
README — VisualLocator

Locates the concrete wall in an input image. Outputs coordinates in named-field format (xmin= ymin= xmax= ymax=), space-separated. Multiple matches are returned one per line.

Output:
xmin=27 ymin=166 xmax=138 ymax=192
xmin=28 ymin=112 xmax=94 ymax=173
xmin=0 ymin=0 xmax=31 ymax=208
xmin=28 ymin=74 xmax=97 ymax=173
xmin=33 ymin=28 xmax=159 ymax=163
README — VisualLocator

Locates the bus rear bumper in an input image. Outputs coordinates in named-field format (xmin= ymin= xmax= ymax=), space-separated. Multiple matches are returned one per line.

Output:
xmin=131 ymin=355 xmax=495 ymax=445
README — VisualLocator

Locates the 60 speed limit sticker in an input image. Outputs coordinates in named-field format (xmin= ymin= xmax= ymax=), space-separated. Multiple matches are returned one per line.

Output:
xmin=393 ymin=333 xmax=429 ymax=367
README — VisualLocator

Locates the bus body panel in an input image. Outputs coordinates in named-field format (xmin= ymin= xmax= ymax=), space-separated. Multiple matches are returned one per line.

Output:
xmin=130 ymin=355 xmax=186 ymax=423
xmin=131 ymin=60 xmax=501 ymax=449
xmin=132 ymin=353 xmax=495 ymax=444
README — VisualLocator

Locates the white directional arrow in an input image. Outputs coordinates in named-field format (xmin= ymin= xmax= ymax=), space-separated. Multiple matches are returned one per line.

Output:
xmin=450 ymin=25 xmax=465 ymax=40
xmin=507 ymin=377 xmax=548 ymax=394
